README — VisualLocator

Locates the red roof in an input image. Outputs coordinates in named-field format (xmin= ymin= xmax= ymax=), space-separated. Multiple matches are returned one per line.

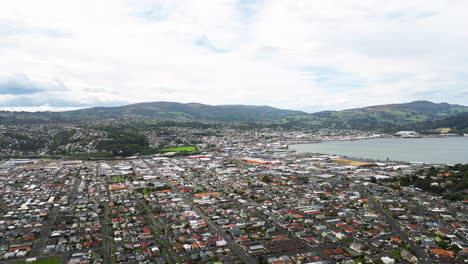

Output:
xmin=8 ymin=246 xmax=31 ymax=252
xmin=141 ymin=242 xmax=149 ymax=248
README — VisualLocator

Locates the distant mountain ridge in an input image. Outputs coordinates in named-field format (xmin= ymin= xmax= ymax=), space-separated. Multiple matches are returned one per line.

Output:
xmin=289 ymin=100 xmax=468 ymax=130
xmin=1 ymin=100 xmax=467 ymax=132
xmin=64 ymin=101 xmax=307 ymax=121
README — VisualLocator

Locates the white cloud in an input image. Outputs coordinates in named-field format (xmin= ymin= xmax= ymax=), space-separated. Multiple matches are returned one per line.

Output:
xmin=0 ymin=105 xmax=81 ymax=112
xmin=0 ymin=0 xmax=467 ymax=112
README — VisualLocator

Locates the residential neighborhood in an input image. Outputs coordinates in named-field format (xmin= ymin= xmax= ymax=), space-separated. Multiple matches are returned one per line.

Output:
xmin=0 ymin=130 xmax=466 ymax=264
xmin=2 ymin=1 xmax=468 ymax=263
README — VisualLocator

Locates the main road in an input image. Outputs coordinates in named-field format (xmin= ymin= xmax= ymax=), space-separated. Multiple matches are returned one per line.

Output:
xmin=30 ymin=167 xmax=66 ymax=257
xmin=357 ymin=185 xmax=432 ymax=264
xmin=98 ymin=163 xmax=113 ymax=264
xmin=143 ymin=159 xmax=257 ymax=264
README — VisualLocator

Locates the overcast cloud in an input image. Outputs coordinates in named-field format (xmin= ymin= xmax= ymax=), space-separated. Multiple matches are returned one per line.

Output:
xmin=1 ymin=0 xmax=467 ymax=112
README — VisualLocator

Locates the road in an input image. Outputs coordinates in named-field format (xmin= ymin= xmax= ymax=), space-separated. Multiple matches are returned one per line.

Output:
xmin=400 ymin=189 xmax=441 ymax=220
xmin=144 ymin=159 xmax=257 ymax=264
xmin=135 ymin=197 xmax=177 ymax=264
xmin=129 ymin=161 xmax=178 ymax=264
xmin=358 ymin=185 xmax=432 ymax=264
xmin=1 ymin=238 xmax=164 ymax=264
xmin=99 ymin=163 xmax=113 ymax=264
xmin=238 ymin=202 xmax=310 ymax=249
xmin=264 ymin=241 xmax=351 ymax=258
xmin=30 ymin=167 xmax=66 ymax=257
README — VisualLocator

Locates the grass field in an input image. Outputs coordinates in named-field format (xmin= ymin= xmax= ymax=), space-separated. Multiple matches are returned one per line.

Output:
xmin=36 ymin=257 xmax=61 ymax=264
xmin=389 ymin=250 xmax=401 ymax=259
xmin=161 ymin=146 xmax=196 ymax=152
xmin=14 ymin=257 xmax=61 ymax=264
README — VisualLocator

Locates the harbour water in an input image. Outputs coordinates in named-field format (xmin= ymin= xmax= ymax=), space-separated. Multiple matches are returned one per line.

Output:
xmin=290 ymin=136 xmax=468 ymax=164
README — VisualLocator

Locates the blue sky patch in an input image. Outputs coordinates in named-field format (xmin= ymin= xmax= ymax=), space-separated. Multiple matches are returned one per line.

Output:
xmin=300 ymin=66 xmax=366 ymax=91
xmin=0 ymin=75 xmax=43 ymax=95
xmin=237 ymin=0 xmax=257 ymax=19
xmin=195 ymin=35 xmax=227 ymax=53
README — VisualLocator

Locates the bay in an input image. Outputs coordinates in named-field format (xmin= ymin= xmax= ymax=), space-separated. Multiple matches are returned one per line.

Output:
xmin=290 ymin=137 xmax=468 ymax=164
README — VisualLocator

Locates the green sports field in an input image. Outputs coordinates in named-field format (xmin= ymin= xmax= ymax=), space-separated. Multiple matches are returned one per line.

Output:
xmin=161 ymin=146 xmax=196 ymax=152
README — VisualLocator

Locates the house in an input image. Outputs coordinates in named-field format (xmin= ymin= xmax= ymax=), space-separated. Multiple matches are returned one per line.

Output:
xmin=431 ymin=248 xmax=455 ymax=259
xmin=401 ymin=249 xmax=418 ymax=263
xmin=349 ymin=243 xmax=364 ymax=253
xmin=381 ymin=256 xmax=395 ymax=264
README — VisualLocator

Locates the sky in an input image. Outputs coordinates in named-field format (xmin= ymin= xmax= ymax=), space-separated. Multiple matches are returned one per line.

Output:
xmin=1 ymin=0 xmax=468 ymax=113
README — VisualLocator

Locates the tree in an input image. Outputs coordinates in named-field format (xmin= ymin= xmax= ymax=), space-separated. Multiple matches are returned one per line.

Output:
xmin=258 ymin=256 xmax=268 ymax=264
xmin=261 ymin=175 xmax=272 ymax=183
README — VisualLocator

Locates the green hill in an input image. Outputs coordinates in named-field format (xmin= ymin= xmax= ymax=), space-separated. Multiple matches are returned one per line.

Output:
xmin=64 ymin=101 xmax=306 ymax=121
xmin=401 ymin=112 xmax=468 ymax=134
xmin=284 ymin=100 xmax=468 ymax=131
xmin=1 ymin=100 xmax=467 ymax=132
